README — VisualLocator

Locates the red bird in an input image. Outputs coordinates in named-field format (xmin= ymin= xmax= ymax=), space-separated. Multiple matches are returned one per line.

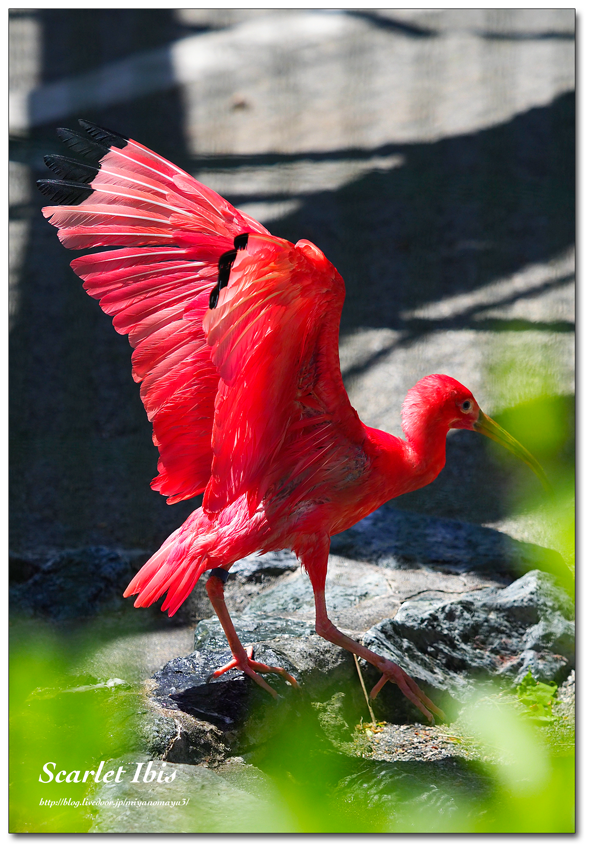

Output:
xmin=39 ymin=121 xmax=547 ymax=722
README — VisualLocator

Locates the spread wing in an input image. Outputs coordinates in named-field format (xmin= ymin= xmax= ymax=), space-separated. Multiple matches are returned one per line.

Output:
xmin=202 ymin=234 xmax=367 ymax=515
xmin=39 ymin=120 xmax=269 ymax=504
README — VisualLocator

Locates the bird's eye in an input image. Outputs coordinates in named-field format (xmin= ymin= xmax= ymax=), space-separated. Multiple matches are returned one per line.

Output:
xmin=460 ymin=400 xmax=472 ymax=412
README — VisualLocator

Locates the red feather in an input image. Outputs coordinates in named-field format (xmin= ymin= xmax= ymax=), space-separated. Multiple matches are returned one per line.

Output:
xmin=43 ymin=134 xmax=268 ymax=505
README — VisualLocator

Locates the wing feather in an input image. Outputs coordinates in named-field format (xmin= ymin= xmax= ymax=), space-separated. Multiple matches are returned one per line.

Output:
xmin=202 ymin=235 xmax=366 ymax=514
xmin=41 ymin=121 xmax=270 ymax=503
xmin=42 ymin=122 xmax=363 ymax=512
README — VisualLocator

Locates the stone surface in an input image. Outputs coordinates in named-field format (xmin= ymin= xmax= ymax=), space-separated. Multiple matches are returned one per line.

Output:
xmin=363 ymin=570 xmax=574 ymax=699
xmin=9 ymin=547 xmax=144 ymax=620
xmin=140 ymin=699 xmax=230 ymax=766
xmin=243 ymin=566 xmax=391 ymax=617
xmin=229 ymin=549 xmax=299 ymax=580
xmin=138 ymin=508 xmax=575 ymax=755
xmin=11 ymin=527 xmax=574 ymax=760
xmin=149 ymin=633 xmax=360 ymax=757
xmin=89 ymin=756 xmax=295 ymax=833
xmin=194 ymin=613 xmax=314 ymax=651
xmin=143 ymin=563 xmax=573 ymax=760
xmin=331 ymin=506 xmax=571 ymax=581
xmin=331 ymin=756 xmax=494 ymax=830
xmin=82 ymin=626 xmax=198 ymax=684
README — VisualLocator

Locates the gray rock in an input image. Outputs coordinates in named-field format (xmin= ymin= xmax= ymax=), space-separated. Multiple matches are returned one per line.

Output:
xmin=151 ymin=645 xmax=300 ymax=738
xmin=174 ymin=551 xmax=302 ymax=623
xmin=89 ymin=756 xmax=295 ymax=833
xmin=331 ymin=506 xmax=571 ymax=584
xmin=242 ymin=567 xmax=389 ymax=617
xmin=9 ymin=547 xmax=143 ymax=620
xmin=194 ymin=613 xmax=314 ymax=651
xmin=332 ymin=756 xmax=494 ymax=830
xmin=150 ymin=617 xmax=364 ymax=759
xmin=362 ymin=570 xmax=574 ymax=702
xmin=240 ymin=572 xmax=315 ymax=616
xmin=141 ymin=700 xmax=229 ymax=766
xmin=8 ymin=552 xmax=46 ymax=584
xmin=229 ymin=550 xmax=299 ymax=580
xmin=151 ymin=556 xmax=573 ymax=741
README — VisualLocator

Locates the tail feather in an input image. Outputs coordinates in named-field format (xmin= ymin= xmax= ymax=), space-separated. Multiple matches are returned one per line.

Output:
xmin=123 ymin=528 xmax=207 ymax=616
xmin=122 ymin=534 xmax=175 ymax=600
xmin=160 ymin=564 xmax=206 ymax=617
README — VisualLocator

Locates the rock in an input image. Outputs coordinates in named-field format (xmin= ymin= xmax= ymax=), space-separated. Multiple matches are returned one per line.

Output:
xmin=242 ymin=566 xmax=389 ymax=617
xmin=147 ymin=560 xmax=574 ymax=748
xmin=150 ymin=627 xmax=363 ymax=759
xmin=89 ymin=756 xmax=295 ymax=833
xmin=84 ymin=626 xmax=199 ymax=684
xmin=229 ymin=550 xmax=299 ymax=580
xmin=194 ymin=613 xmax=314 ymax=650
xmin=362 ymin=570 xmax=574 ymax=709
xmin=238 ymin=554 xmax=500 ymax=632
xmin=141 ymin=699 xmax=230 ymax=766
xmin=9 ymin=547 xmax=144 ymax=620
xmin=152 ymin=646 xmax=296 ymax=728
xmin=331 ymin=506 xmax=571 ymax=583
xmin=9 ymin=552 xmax=46 ymax=584
xmin=179 ymin=550 xmax=302 ymax=622
xmin=331 ymin=756 xmax=494 ymax=831
xmin=39 ymin=532 xmax=571 ymax=764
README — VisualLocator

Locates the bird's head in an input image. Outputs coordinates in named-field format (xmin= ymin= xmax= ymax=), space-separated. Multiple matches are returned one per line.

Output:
xmin=402 ymin=374 xmax=550 ymax=490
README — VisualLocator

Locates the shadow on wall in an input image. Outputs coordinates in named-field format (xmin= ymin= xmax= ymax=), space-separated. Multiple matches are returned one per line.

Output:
xmin=213 ymin=90 xmax=574 ymax=336
xmin=10 ymin=9 xmax=196 ymax=553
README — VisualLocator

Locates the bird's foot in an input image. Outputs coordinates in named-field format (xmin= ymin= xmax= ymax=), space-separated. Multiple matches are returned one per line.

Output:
xmin=209 ymin=646 xmax=299 ymax=699
xmin=370 ymin=659 xmax=446 ymax=724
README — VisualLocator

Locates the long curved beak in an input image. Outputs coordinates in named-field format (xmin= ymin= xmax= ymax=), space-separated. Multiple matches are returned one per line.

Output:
xmin=474 ymin=411 xmax=551 ymax=492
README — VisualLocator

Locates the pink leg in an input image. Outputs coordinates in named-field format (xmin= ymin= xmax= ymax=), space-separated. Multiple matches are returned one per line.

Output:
xmin=204 ymin=572 xmax=298 ymax=699
xmin=299 ymin=537 xmax=445 ymax=723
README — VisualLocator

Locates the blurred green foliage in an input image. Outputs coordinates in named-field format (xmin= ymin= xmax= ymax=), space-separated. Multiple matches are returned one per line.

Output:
xmin=10 ymin=618 xmax=574 ymax=834
xmin=516 ymin=672 xmax=559 ymax=725
xmin=9 ymin=619 xmax=138 ymax=833
xmin=486 ymin=343 xmax=575 ymax=586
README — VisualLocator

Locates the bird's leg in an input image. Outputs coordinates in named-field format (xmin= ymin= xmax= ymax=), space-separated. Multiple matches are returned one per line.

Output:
xmin=313 ymin=591 xmax=444 ymax=722
xmin=299 ymin=538 xmax=445 ymax=723
xmin=204 ymin=569 xmax=298 ymax=698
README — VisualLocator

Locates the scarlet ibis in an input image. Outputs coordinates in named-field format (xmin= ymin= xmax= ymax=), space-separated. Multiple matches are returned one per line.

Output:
xmin=39 ymin=121 xmax=548 ymax=722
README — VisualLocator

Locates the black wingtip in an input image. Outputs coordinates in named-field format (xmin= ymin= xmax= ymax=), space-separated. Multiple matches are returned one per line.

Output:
xmin=210 ymin=249 xmax=236 ymax=310
xmin=234 ymin=232 xmax=249 ymax=250
xmin=209 ymin=286 xmax=220 ymax=310
xmin=209 ymin=242 xmax=249 ymax=309
xmin=43 ymin=154 xmax=99 ymax=184
xmin=78 ymin=119 xmax=129 ymax=150
xmin=37 ymin=178 xmax=94 ymax=206
xmin=56 ymin=127 xmax=110 ymax=159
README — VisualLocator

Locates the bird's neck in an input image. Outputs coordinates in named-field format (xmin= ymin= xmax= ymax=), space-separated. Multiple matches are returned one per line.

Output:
xmin=367 ymin=420 xmax=449 ymax=500
xmin=406 ymin=417 xmax=449 ymax=480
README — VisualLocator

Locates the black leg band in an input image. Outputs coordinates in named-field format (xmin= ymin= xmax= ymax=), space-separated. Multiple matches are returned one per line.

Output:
xmin=208 ymin=567 xmax=229 ymax=584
